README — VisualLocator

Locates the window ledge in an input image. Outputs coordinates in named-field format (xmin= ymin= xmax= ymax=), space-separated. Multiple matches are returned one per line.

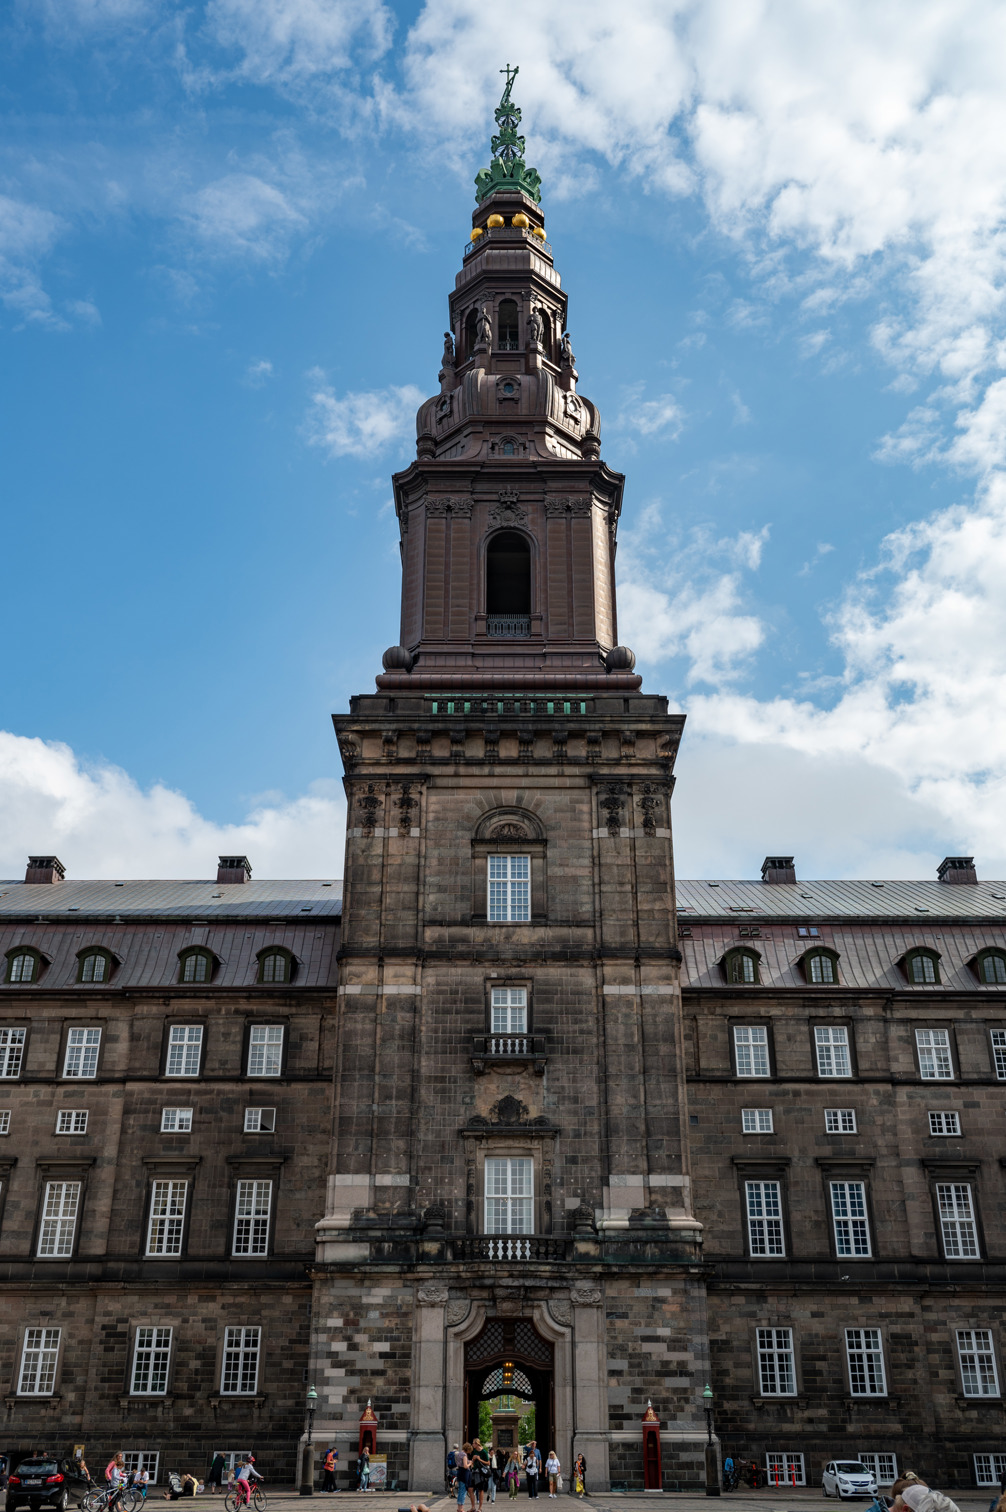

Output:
xmin=119 ymin=1394 xmax=175 ymax=1408
xmin=208 ymin=1392 xmax=268 ymax=1408
xmin=750 ymin=1396 xmax=806 ymax=1409
xmin=955 ymin=1394 xmax=1002 ymax=1408
xmin=6 ymin=1393 xmax=62 ymax=1408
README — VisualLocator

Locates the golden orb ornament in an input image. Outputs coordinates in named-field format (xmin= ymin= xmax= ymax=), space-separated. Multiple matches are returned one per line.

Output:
xmin=531 ymin=225 xmax=546 ymax=241
xmin=487 ymin=213 xmax=504 ymax=228
xmin=470 ymin=226 xmax=484 ymax=241
xmin=511 ymin=212 xmax=530 ymax=229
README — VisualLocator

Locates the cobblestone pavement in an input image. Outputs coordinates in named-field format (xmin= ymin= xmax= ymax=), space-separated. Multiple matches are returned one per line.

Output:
xmin=232 ymin=1491 xmax=993 ymax=1512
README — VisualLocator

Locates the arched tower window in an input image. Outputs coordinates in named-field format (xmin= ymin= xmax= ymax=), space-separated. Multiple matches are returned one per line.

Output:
xmin=540 ymin=309 xmax=553 ymax=359
xmin=498 ymin=300 xmax=519 ymax=351
xmin=486 ymin=531 xmax=531 ymax=616
xmin=465 ymin=308 xmax=479 ymax=360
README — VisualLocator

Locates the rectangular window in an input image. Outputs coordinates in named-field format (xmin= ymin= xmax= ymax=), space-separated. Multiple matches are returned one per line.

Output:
xmin=160 ymin=1108 xmax=193 ymax=1133
xmin=488 ymin=855 xmax=530 ymax=922
xmin=221 ymin=1326 xmax=260 ymax=1395
xmin=130 ymin=1327 xmax=172 ymax=1395
xmin=233 ymin=1179 xmax=272 ymax=1256
xmin=55 ymin=1110 xmax=88 ymax=1135
xmin=846 ymin=1328 xmax=887 ymax=1395
xmin=974 ymin=1456 xmax=1006 ymax=1487
xmin=244 ymin=1108 xmax=276 ymax=1133
xmin=957 ymin=1329 xmax=999 ymax=1396
xmin=742 ymin=1109 xmax=774 ymax=1134
xmin=734 ymin=1026 xmax=770 ymax=1077
xmin=491 ymin=987 xmax=528 ymax=1034
xmin=146 ymin=1180 xmax=188 ymax=1256
xmin=928 ymin=1111 xmax=961 ymax=1136
xmin=938 ymin=1183 xmax=980 ymax=1258
xmin=797 ymin=926 xmax=819 ymax=937
xmin=122 ymin=1455 xmax=160 ymax=1487
xmin=990 ymin=1030 xmax=1006 ymax=1080
xmin=63 ymin=1027 xmax=101 ymax=1079
xmin=0 ymin=1028 xmax=27 ymax=1079
xmin=37 ymin=1181 xmax=80 ymax=1257
xmin=830 ymin=1181 xmax=871 ymax=1256
xmin=916 ymin=1028 xmax=953 ymax=1079
xmin=825 ymin=1108 xmax=857 ymax=1133
xmin=166 ymin=1025 xmax=203 ymax=1077
xmin=764 ymin=1453 xmax=805 ymax=1486
xmin=757 ymin=1328 xmax=796 ymax=1395
xmin=0 ymin=1110 xmax=10 ymax=1135
xmin=858 ymin=1455 xmax=897 ymax=1486
xmin=746 ymin=1180 xmax=785 ymax=1256
xmin=18 ymin=1327 xmax=60 ymax=1395
xmin=485 ymin=1156 xmax=533 ymax=1234
xmin=815 ymin=1026 xmax=851 ymax=1077
xmin=247 ymin=1025 xmax=284 ymax=1077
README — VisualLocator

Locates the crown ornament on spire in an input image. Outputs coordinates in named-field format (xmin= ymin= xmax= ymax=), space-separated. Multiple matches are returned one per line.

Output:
xmin=474 ymin=64 xmax=542 ymax=205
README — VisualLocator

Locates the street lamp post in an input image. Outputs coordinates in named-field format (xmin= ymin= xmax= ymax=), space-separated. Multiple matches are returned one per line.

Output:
xmin=299 ymin=1386 xmax=319 ymax=1497
xmin=702 ymin=1384 xmax=720 ymax=1497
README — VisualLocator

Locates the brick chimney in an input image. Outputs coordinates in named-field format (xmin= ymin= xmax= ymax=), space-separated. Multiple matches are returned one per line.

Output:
xmin=937 ymin=855 xmax=977 ymax=885
xmin=761 ymin=855 xmax=796 ymax=885
xmin=217 ymin=855 xmax=252 ymax=884
xmin=25 ymin=856 xmax=65 ymax=884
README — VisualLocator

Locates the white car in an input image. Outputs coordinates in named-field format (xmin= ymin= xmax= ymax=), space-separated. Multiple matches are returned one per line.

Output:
xmin=822 ymin=1462 xmax=879 ymax=1499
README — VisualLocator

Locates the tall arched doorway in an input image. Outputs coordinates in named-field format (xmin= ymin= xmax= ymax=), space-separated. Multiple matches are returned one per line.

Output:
xmin=464 ymin=1318 xmax=554 ymax=1458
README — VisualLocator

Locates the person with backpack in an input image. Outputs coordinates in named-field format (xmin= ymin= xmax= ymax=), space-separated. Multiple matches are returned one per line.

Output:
xmin=208 ymin=1456 xmax=226 ymax=1496
xmin=455 ymin=1444 xmax=472 ymax=1512
xmin=447 ymin=1448 xmax=458 ymax=1497
xmin=323 ymin=1449 xmax=338 ymax=1493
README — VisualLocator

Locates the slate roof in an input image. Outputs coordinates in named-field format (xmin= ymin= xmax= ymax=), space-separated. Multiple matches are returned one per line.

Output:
xmin=0 ymin=879 xmax=342 ymax=918
xmin=675 ymin=878 xmax=1006 ymax=919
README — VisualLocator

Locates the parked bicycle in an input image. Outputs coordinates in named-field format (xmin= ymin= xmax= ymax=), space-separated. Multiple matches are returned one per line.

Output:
xmin=82 ymin=1487 xmax=143 ymax=1512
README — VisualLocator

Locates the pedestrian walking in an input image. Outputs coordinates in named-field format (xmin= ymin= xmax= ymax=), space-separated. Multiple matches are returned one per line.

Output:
xmin=208 ymin=1456 xmax=226 ymax=1496
xmin=456 ymin=1445 xmax=472 ymax=1512
xmin=488 ymin=1448 xmax=502 ymax=1504
xmin=471 ymin=1441 xmax=491 ymax=1512
xmin=573 ymin=1456 xmax=586 ymax=1498
xmin=323 ymin=1448 xmax=338 ymax=1493
xmin=545 ymin=1453 xmax=560 ymax=1499
xmin=358 ymin=1448 xmax=371 ymax=1492
xmin=524 ymin=1445 xmax=539 ymax=1500
xmin=506 ymin=1452 xmax=521 ymax=1501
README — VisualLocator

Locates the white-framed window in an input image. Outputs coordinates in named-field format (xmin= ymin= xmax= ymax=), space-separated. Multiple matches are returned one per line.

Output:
xmin=846 ymin=1328 xmax=887 ymax=1395
xmin=938 ymin=1183 xmax=980 ymax=1258
xmin=757 ymin=1329 xmax=796 ymax=1395
xmin=37 ymin=1181 xmax=81 ymax=1257
xmin=491 ymin=987 xmax=527 ymax=1034
xmin=742 ymin=1109 xmax=774 ymax=1134
xmin=858 ymin=1454 xmax=897 ymax=1486
xmin=957 ymin=1329 xmax=999 ymax=1397
xmin=146 ymin=1180 xmax=188 ymax=1256
xmin=765 ymin=1453 xmax=804 ymax=1486
xmin=0 ymin=1028 xmax=27 ymax=1078
xmin=734 ymin=1026 xmax=770 ymax=1077
xmin=244 ymin=1108 xmax=276 ymax=1133
xmin=221 ymin=1326 xmax=260 ymax=1395
xmin=815 ymin=1026 xmax=851 ymax=1077
xmin=63 ymin=1027 xmax=101 ymax=1079
xmin=808 ymin=954 xmax=836 ymax=984
xmin=746 ymin=1181 xmax=785 ymax=1256
xmin=8 ymin=952 xmax=38 ymax=983
xmin=56 ymin=1110 xmax=88 ymax=1135
xmin=825 ymin=1108 xmax=857 ymax=1134
xmin=830 ymin=1181 xmax=871 ymax=1256
xmin=974 ymin=1455 xmax=1006 ymax=1487
xmin=928 ymin=1110 xmax=961 ymax=1136
xmin=166 ymin=1025 xmax=203 ymax=1077
xmin=0 ymin=1110 xmax=11 ymax=1135
xmin=916 ymin=1028 xmax=953 ymax=1079
xmin=161 ymin=1108 xmax=193 ymax=1133
xmin=18 ymin=1327 xmax=60 ymax=1394
xmin=485 ymin=1156 xmax=533 ymax=1234
xmin=990 ymin=1030 xmax=1006 ymax=1080
xmin=130 ymin=1327 xmax=172 ymax=1395
xmin=122 ymin=1454 xmax=160 ymax=1487
xmin=797 ymin=926 xmax=819 ymax=937
xmin=218 ymin=1454 xmax=252 ymax=1480
xmin=488 ymin=855 xmax=530 ymax=922
xmin=233 ymin=1179 xmax=272 ymax=1256
xmin=247 ymin=1025 xmax=284 ymax=1077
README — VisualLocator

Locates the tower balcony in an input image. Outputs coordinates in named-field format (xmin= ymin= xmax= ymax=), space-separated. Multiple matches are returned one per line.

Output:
xmin=449 ymin=1235 xmax=568 ymax=1262
xmin=471 ymin=1033 xmax=547 ymax=1075
xmin=487 ymin=613 xmax=531 ymax=638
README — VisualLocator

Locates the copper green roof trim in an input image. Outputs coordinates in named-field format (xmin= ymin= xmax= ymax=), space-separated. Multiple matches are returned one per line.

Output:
xmin=475 ymin=64 xmax=542 ymax=205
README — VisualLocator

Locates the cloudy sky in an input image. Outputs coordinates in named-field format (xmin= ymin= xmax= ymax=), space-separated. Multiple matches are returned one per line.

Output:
xmin=3 ymin=0 xmax=1006 ymax=881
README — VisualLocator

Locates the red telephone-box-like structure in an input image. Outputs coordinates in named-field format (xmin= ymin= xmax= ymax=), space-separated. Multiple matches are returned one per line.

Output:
xmin=359 ymin=1400 xmax=378 ymax=1456
xmin=642 ymin=1402 xmax=662 ymax=1491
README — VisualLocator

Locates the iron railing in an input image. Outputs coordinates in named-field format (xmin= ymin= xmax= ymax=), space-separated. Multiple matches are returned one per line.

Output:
xmin=487 ymin=614 xmax=531 ymax=638
xmin=449 ymin=1235 xmax=567 ymax=1262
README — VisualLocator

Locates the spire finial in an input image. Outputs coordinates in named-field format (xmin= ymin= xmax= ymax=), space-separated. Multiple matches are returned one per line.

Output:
xmin=475 ymin=65 xmax=542 ymax=205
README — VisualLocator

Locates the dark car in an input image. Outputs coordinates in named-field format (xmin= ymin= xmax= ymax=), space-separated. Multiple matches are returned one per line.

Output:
xmin=7 ymin=1458 xmax=90 ymax=1512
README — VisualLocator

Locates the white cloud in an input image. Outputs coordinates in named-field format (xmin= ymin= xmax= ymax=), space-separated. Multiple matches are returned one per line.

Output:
xmin=182 ymin=173 xmax=309 ymax=264
xmin=0 ymin=732 xmax=345 ymax=880
xmin=617 ymin=389 xmax=685 ymax=439
xmin=0 ymin=194 xmax=63 ymax=326
xmin=205 ymin=0 xmax=393 ymax=83
xmin=303 ymin=377 xmax=425 ymax=457
xmin=244 ymin=358 xmax=275 ymax=386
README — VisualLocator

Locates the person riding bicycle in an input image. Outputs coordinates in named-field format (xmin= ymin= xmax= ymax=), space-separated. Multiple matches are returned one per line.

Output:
xmin=235 ymin=1459 xmax=262 ymax=1508
xmin=106 ymin=1454 xmax=128 ymax=1512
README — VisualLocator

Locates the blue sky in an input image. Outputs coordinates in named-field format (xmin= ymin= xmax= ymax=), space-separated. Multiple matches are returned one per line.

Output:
xmin=2 ymin=0 xmax=1006 ymax=880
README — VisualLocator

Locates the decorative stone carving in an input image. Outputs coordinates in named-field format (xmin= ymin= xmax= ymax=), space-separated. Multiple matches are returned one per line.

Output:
xmin=436 ymin=391 xmax=454 ymax=424
xmin=442 ymin=331 xmax=455 ymax=366
xmin=415 ymin=728 xmax=431 ymax=757
xmin=561 ymin=391 xmax=583 ymax=426
xmin=490 ymin=822 xmax=527 ymax=840
xmin=552 ymin=730 xmax=567 ymax=762
xmin=422 ymin=1201 xmax=446 ymax=1232
xmin=496 ymin=374 xmax=521 ymax=401
xmin=357 ymin=784 xmax=382 ymax=835
xmin=528 ymin=304 xmax=544 ymax=346
xmin=599 ymin=783 xmax=626 ymax=837
xmin=398 ymin=782 xmax=420 ymax=824
xmin=488 ymin=490 xmax=527 ymax=528
xmin=445 ymin=1299 xmax=471 ymax=1326
xmin=545 ymin=496 xmax=591 ymax=517
xmin=570 ymin=1284 xmax=602 ymax=1306
xmin=428 ymin=498 xmax=473 ymax=518
xmin=477 ymin=304 xmax=492 ymax=347
xmin=638 ymin=783 xmax=663 ymax=837
xmin=547 ymin=1300 xmax=572 ymax=1328
xmin=483 ymin=729 xmax=499 ymax=762
xmin=571 ymin=1201 xmax=596 ymax=1234
xmin=490 ymin=1094 xmax=530 ymax=1125
xmin=417 ymin=1283 xmax=449 ymax=1304
xmin=560 ymin=330 xmax=575 ymax=368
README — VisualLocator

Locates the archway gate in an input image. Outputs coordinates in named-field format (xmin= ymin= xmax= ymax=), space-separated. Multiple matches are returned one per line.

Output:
xmin=464 ymin=1318 xmax=554 ymax=1456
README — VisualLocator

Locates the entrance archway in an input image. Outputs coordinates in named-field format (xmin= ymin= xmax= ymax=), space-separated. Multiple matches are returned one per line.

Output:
xmin=464 ymin=1318 xmax=554 ymax=1459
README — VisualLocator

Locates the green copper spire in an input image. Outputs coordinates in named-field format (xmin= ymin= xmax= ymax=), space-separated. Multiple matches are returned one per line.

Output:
xmin=474 ymin=64 xmax=542 ymax=205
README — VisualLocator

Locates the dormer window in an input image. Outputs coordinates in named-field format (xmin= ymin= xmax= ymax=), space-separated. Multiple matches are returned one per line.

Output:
xmin=77 ymin=949 xmax=114 ymax=985
xmin=498 ymin=300 xmax=519 ymax=351
xmin=903 ymin=948 xmax=941 ymax=985
xmin=802 ymin=949 xmax=839 ymax=985
xmin=257 ymin=948 xmax=294 ymax=985
xmin=723 ymin=947 xmax=761 ymax=985
xmin=6 ymin=949 xmax=41 ymax=985
xmin=178 ymin=948 xmax=215 ymax=985
xmin=974 ymin=949 xmax=1006 ymax=985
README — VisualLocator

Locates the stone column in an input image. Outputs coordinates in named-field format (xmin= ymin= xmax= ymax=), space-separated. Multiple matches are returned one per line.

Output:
xmin=569 ymin=1284 xmax=610 ymax=1490
xmin=410 ymin=1284 xmax=450 ymax=1492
